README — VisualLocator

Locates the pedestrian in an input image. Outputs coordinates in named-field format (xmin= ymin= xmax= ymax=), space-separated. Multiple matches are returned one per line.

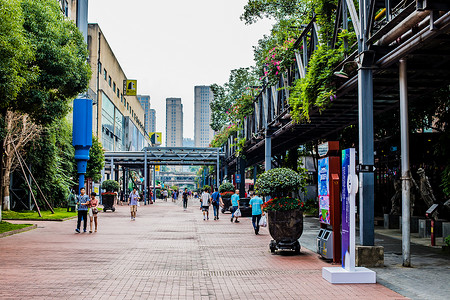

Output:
xmin=75 ymin=187 xmax=89 ymax=233
xmin=182 ymin=188 xmax=189 ymax=210
xmin=88 ymin=192 xmax=99 ymax=233
xmin=249 ymin=192 xmax=264 ymax=235
xmin=230 ymin=189 xmax=240 ymax=223
xmin=211 ymin=187 xmax=223 ymax=220
xmin=200 ymin=188 xmax=211 ymax=221
xmin=128 ymin=188 xmax=140 ymax=221
xmin=163 ymin=190 xmax=168 ymax=201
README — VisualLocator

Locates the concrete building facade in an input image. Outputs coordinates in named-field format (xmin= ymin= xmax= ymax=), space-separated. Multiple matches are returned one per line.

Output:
xmin=87 ymin=24 xmax=148 ymax=151
xmin=165 ymin=98 xmax=183 ymax=147
xmin=194 ymin=86 xmax=215 ymax=147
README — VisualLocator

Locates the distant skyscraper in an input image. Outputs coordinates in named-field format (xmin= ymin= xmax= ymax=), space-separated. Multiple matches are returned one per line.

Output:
xmin=166 ymin=98 xmax=183 ymax=147
xmin=149 ymin=109 xmax=156 ymax=133
xmin=137 ymin=95 xmax=151 ymax=134
xmin=194 ymin=86 xmax=215 ymax=147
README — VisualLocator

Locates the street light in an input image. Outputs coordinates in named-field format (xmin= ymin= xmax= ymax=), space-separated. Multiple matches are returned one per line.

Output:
xmin=333 ymin=61 xmax=359 ymax=79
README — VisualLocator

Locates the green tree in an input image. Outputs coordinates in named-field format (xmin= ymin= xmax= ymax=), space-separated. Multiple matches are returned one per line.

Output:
xmin=12 ymin=0 xmax=91 ymax=124
xmin=26 ymin=118 xmax=76 ymax=208
xmin=0 ymin=0 xmax=91 ymax=208
xmin=86 ymin=136 xmax=105 ymax=182
xmin=0 ymin=0 xmax=33 ymax=116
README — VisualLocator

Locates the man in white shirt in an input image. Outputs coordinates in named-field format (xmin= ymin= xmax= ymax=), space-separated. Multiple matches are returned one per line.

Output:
xmin=200 ymin=188 xmax=211 ymax=221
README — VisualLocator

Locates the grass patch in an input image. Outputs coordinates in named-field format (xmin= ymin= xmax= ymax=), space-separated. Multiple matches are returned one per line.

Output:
xmin=0 ymin=221 xmax=33 ymax=234
xmin=2 ymin=207 xmax=77 ymax=220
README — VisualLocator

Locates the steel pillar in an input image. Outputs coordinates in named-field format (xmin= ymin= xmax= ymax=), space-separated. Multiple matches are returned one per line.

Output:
xmin=399 ymin=58 xmax=411 ymax=267
xmin=216 ymin=150 xmax=220 ymax=189
xmin=153 ymin=166 xmax=156 ymax=201
xmin=111 ymin=157 xmax=114 ymax=181
xmin=265 ymin=132 xmax=272 ymax=171
xmin=238 ymin=158 xmax=246 ymax=198
xmin=358 ymin=0 xmax=375 ymax=246
xmin=144 ymin=149 xmax=147 ymax=204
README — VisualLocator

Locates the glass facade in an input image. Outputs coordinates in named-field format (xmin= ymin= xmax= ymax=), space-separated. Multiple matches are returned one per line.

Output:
xmin=101 ymin=92 xmax=125 ymax=151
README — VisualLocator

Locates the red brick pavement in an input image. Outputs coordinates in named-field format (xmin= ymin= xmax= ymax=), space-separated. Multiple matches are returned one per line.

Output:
xmin=0 ymin=200 xmax=406 ymax=299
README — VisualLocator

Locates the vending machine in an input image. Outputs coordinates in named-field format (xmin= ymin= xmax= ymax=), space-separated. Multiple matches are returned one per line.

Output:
xmin=316 ymin=141 xmax=341 ymax=263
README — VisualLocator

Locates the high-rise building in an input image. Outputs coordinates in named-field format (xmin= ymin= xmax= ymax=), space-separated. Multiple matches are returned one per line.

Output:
xmin=149 ymin=109 xmax=156 ymax=133
xmin=137 ymin=95 xmax=151 ymax=134
xmin=194 ymin=86 xmax=215 ymax=147
xmin=166 ymin=98 xmax=183 ymax=147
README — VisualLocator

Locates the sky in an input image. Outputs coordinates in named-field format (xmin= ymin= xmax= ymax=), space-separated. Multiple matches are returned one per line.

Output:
xmin=88 ymin=0 xmax=273 ymax=143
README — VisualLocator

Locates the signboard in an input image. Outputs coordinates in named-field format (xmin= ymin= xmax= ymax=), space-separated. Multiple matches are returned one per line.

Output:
xmin=235 ymin=174 xmax=241 ymax=183
xmin=341 ymin=148 xmax=356 ymax=271
xmin=150 ymin=132 xmax=162 ymax=145
xmin=155 ymin=165 xmax=160 ymax=172
xmin=123 ymin=80 xmax=137 ymax=96
xmin=318 ymin=157 xmax=330 ymax=224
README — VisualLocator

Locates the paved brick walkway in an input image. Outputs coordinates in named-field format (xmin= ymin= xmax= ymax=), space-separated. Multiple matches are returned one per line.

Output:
xmin=0 ymin=200 xmax=405 ymax=299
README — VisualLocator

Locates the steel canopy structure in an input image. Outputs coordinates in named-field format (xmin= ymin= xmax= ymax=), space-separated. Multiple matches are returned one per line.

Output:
xmin=104 ymin=147 xmax=223 ymax=166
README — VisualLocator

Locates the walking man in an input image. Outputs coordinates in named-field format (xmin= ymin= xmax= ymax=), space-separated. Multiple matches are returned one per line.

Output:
xmin=200 ymin=188 xmax=211 ymax=221
xmin=128 ymin=188 xmax=140 ymax=220
xmin=211 ymin=187 xmax=223 ymax=220
xmin=249 ymin=192 xmax=264 ymax=234
xmin=182 ymin=188 xmax=189 ymax=210
xmin=230 ymin=189 xmax=240 ymax=223
xmin=75 ymin=187 xmax=89 ymax=233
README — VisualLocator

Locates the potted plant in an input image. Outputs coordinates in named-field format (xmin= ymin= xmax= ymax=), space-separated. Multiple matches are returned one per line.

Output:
xmin=219 ymin=181 xmax=235 ymax=213
xmin=256 ymin=167 xmax=307 ymax=254
xmin=101 ymin=180 xmax=119 ymax=212
xmin=443 ymin=235 xmax=450 ymax=253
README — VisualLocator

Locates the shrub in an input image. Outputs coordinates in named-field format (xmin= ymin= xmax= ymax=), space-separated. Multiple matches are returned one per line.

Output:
xmin=101 ymin=180 xmax=119 ymax=193
xmin=445 ymin=235 xmax=450 ymax=247
xmin=219 ymin=182 xmax=235 ymax=193
xmin=255 ymin=167 xmax=307 ymax=197
xmin=203 ymin=185 xmax=211 ymax=192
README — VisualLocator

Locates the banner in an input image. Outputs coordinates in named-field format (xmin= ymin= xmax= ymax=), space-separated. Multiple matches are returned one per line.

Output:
xmin=318 ymin=157 xmax=330 ymax=224
xmin=123 ymin=80 xmax=137 ymax=96
xmin=150 ymin=132 xmax=162 ymax=145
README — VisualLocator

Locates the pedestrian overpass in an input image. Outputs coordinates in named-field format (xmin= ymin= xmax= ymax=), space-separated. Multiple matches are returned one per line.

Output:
xmin=103 ymin=147 xmax=224 ymax=200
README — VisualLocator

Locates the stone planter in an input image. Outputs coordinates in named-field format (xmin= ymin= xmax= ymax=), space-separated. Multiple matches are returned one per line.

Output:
xmin=267 ymin=209 xmax=303 ymax=254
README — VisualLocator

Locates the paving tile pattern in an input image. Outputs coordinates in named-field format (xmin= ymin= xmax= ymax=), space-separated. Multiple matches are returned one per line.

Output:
xmin=0 ymin=200 xmax=405 ymax=299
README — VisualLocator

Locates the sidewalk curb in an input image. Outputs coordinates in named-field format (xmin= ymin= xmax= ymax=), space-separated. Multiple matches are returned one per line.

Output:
xmin=0 ymin=224 xmax=37 ymax=238
xmin=4 ymin=216 xmax=77 ymax=222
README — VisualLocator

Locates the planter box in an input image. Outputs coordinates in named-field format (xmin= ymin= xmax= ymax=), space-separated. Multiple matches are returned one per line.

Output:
xmin=267 ymin=209 xmax=303 ymax=242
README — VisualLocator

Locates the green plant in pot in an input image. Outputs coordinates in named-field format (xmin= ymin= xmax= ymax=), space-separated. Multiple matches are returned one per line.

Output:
xmin=101 ymin=180 xmax=119 ymax=212
xmin=256 ymin=167 xmax=307 ymax=254
xmin=219 ymin=181 xmax=235 ymax=213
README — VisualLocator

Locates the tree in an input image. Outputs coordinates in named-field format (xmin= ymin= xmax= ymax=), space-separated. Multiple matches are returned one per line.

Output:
xmin=12 ymin=0 xmax=91 ymax=124
xmin=0 ymin=0 xmax=34 ymax=114
xmin=241 ymin=0 xmax=313 ymax=25
xmin=25 ymin=118 xmax=77 ymax=208
xmin=1 ymin=111 xmax=41 ymax=210
xmin=86 ymin=136 xmax=105 ymax=183
xmin=0 ymin=0 xmax=91 ymax=208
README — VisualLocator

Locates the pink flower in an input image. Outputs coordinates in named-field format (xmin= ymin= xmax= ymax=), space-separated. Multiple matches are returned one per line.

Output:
xmin=272 ymin=54 xmax=275 ymax=58
xmin=276 ymin=71 xmax=278 ymax=75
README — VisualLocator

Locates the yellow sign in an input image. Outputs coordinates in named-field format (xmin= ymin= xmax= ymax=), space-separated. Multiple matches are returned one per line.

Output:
xmin=149 ymin=132 xmax=162 ymax=145
xmin=155 ymin=165 xmax=160 ymax=172
xmin=124 ymin=79 xmax=137 ymax=96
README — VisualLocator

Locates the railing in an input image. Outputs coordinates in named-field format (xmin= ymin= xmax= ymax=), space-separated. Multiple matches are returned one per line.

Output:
xmin=223 ymin=0 xmax=449 ymax=165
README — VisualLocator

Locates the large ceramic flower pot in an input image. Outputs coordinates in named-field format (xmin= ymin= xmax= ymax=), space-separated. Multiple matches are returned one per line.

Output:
xmin=267 ymin=208 xmax=303 ymax=243
xmin=102 ymin=194 xmax=116 ymax=212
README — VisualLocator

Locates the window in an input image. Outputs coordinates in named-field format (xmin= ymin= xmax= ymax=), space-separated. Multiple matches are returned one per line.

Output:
xmin=117 ymin=89 xmax=120 ymax=98
xmin=98 ymin=62 xmax=102 ymax=74
xmin=104 ymin=69 xmax=107 ymax=80
xmin=113 ymin=82 xmax=116 ymax=92
xmin=108 ymin=76 xmax=111 ymax=86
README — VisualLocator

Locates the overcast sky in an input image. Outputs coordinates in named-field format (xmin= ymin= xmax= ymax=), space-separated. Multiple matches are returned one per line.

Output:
xmin=88 ymin=0 xmax=273 ymax=143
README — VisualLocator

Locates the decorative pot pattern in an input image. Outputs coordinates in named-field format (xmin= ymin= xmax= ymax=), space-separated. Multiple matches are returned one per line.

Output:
xmin=267 ymin=208 xmax=303 ymax=242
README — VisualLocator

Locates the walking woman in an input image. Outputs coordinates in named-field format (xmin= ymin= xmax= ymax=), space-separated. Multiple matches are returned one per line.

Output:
xmin=89 ymin=192 xmax=99 ymax=233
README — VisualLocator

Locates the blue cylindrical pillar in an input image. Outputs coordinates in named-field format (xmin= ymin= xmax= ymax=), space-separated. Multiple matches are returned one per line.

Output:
xmin=72 ymin=98 xmax=93 ymax=192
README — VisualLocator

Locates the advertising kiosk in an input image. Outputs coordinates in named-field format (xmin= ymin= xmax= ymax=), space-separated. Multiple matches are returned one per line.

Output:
xmin=316 ymin=141 xmax=341 ymax=263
